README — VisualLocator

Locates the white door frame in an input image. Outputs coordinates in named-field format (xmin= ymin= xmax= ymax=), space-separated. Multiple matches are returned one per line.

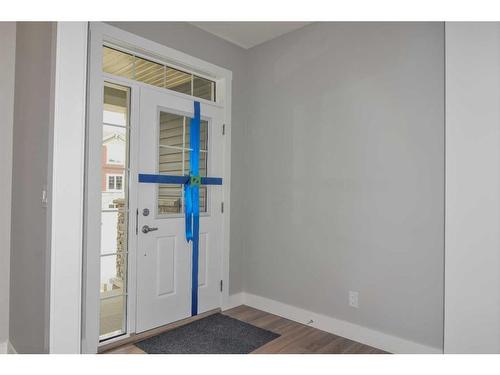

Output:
xmin=50 ymin=22 xmax=88 ymax=354
xmin=82 ymin=22 xmax=232 ymax=353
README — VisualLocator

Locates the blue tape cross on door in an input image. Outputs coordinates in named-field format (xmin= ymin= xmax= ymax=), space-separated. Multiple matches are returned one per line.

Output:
xmin=139 ymin=101 xmax=222 ymax=316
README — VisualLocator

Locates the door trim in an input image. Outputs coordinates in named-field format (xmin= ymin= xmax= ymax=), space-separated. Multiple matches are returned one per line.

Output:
xmin=50 ymin=21 xmax=88 ymax=354
xmin=82 ymin=22 xmax=232 ymax=354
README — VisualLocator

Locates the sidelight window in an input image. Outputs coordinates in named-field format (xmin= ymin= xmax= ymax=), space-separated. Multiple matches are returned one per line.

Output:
xmin=99 ymin=82 xmax=130 ymax=341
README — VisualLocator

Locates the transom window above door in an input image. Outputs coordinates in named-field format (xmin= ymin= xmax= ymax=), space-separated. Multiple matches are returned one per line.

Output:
xmin=102 ymin=46 xmax=216 ymax=102
xmin=158 ymin=111 xmax=208 ymax=215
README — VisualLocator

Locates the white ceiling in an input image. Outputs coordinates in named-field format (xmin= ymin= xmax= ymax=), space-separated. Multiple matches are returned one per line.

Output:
xmin=189 ymin=22 xmax=311 ymax=49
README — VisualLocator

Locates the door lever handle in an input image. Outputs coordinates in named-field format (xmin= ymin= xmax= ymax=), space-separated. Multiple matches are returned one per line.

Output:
xmin=142 ymin=225 xmax=158 ymax=234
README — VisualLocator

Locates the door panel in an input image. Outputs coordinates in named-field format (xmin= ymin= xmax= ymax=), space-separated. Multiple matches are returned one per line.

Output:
xmin=136 ymin=195 xmax=190 ymax=332
xmin=156 ymin=236 xmax=176 ymax=296
xmin=136 ymin=86 xmax=223 ymax=333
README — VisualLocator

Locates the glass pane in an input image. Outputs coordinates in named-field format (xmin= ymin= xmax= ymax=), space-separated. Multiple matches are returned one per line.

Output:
xmin=104 ymin=86 xmax=128 ymax=125
xmin=103 ymin=125 xmax=127 ymax=164
xmin=184 ymin=117 xmax=208 ymax=213
xmin=166 ymin=67 xmax=192 ymax=95
xmin=134 ymin=57 xmax=165 ymax=88
xmin=200 ymin=120 xmax=208 ymax=151
xmin=185 ymin=119 xmax=208 ymax=151
xmin=158 ymin=111 xmax=184 ymax=215
xmin=199 ymin=152 xmax=207 ymax=177
xmin=100 ymin=83 xmax=129 ymax=341
xmin=159 ymin=112 xmax=184 ymax=147
xmin=100 ymin=202 xmax=128 ymax=256
xmin=159 ymin=146 xmax=183 ymax=175
xmin=184 ymin=151 xmax=207 ymax=213
xmin=193 ymin=76 xmax=214 ymax=101
xmin=158 ymin=145 xmax=183 ymax=214
xmin=100 ymin=296 xmax=125 ymax=338
xmin=100 ymin=255 xmax=127 ymax=296
xmin=102 ymin=47 xmax=134 ymax=79
xmin=184 ymin=151 xmax=207 ymax=177
xmin=158 ymin=185 xmax=183 ymax=214
xmin=199 ymin=186 xmax=207 ymax=213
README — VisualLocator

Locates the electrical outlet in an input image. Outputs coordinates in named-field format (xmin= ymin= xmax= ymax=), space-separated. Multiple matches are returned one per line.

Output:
xmin=349 ymin=291 xmax=359 ymax=308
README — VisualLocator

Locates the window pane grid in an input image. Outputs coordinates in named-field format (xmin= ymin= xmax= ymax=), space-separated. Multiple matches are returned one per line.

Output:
xmin=158 ymin=110 xmax=209 ymax=215
xmin=159 ymin=145 xmax=208 ymax=153
xmin=159 ymin=144 xmax=185 ymax=151
xmin=102 ymin=122 xmax=129 ymax=129
xmin=100 ymin=293 xmax=128 ymax=301
xmin=103 ymin=46 xmax=216 ymax=102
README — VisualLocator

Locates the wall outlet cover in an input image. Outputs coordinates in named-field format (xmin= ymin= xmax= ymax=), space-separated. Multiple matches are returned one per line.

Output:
xmin=349 ymin=291 xmax=359 ymax=308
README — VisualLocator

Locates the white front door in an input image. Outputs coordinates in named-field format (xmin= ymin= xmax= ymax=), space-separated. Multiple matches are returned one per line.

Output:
xmin=136 ymin=86 xmax=224 ymax=333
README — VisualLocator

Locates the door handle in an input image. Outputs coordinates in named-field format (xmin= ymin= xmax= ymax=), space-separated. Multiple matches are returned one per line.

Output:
xmin=142 ymin=225 xmax=158 ymax=234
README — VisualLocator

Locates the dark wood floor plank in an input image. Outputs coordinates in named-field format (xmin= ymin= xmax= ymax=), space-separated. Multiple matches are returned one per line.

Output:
xmin=317 ymin=336 xmax=356 ymax=354
xmin=300 ymin=329 xmax=340 ymax=353
xmin=252 ymin=324 xmax=312 ymax=354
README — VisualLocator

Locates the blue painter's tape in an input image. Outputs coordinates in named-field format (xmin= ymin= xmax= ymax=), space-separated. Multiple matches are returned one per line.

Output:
xmin=138 ymin=174 xmax=222 ymax=186
xmin=138 ymin=174 xmax=189 ymax=184
xmin=188 ymin=101 xmax=201 ymax=316
xmin=191 ymin=211 xmax=199 ymax=316
xmin=201 ymin=177 xmax=223 ymax=185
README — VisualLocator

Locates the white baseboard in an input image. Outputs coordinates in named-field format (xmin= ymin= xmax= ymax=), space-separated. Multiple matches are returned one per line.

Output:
xmin=0 ymin=341 xmax=6 ymax=354
xmin=0 ymin=340 xmax=17 ymax=354
xmin=232 ymin=292 xmax=442 ymax=354
xmin=222 ymin=292 xmax=244 ymax=311
xmin=7 ymin=341 xmax=17 ymax=354
xmin=0 ymin=341 xmax=17 ymax=354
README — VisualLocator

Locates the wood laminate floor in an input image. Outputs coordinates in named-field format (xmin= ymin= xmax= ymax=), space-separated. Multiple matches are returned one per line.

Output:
xmin=102 ymin=305 xmax=388 ymax=354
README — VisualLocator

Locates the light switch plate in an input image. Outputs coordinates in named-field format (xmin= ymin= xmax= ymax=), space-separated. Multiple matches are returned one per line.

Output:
xmin=41 ymin=186 xmax=48 ymax=208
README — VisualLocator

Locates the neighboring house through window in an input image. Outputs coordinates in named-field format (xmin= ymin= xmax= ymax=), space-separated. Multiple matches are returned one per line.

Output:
xmin=106 ymin=141 xmax=126 ymax=165
xmin=107 ymin=174 xmax=123 ymax=192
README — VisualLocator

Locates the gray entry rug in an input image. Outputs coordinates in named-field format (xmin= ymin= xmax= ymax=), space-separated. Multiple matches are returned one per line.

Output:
xmin=135 ymin=313 xmax=280 ymax=354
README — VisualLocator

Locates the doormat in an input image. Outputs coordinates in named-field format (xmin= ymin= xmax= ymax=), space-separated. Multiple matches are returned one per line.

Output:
xmin=135 ymin=313 xmax=280 ymax=354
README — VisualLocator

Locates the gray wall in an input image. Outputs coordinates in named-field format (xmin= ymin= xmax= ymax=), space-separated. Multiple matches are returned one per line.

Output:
xmin=109 ymin=22 xmax=445 ymax=349
xmin=107 ymin=22 xmax=249 ymax=295
xmin=9 ymin=22 xmax=55 ymax=353
xmin=242 ymin=22 xmax=445 ymax=349
xmin=445 ymin=22 xmax=500 ymax=353
xmin=0 ymin=22 xmax=16 ymax=349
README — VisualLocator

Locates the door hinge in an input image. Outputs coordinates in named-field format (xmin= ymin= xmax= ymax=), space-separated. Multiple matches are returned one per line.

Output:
xmin=222 ymin=124 xmax=226 ymax=135
xmin=135 ymin=208 xmax=139 ymax=235
xmin=221 ymin=202 xmax=224 ymax=213
xmin=220 ymin=280 xmax=223 ymax=292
